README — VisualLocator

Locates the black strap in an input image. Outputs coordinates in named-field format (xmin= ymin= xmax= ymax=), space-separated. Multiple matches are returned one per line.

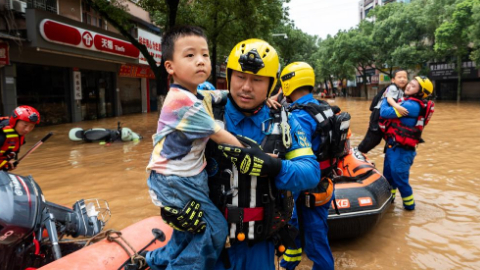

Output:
xmin=330 ymin=177 xmax=340 ymax=215
xmin=220 ymin=248 xmax=231 ymax=269
xmin=295 ymin=198 xmax=306 ymax=249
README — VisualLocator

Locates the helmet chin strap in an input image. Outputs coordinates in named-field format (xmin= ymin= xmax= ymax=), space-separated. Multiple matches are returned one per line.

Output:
xmin=227 ymin=94 xmax=265 ymax=115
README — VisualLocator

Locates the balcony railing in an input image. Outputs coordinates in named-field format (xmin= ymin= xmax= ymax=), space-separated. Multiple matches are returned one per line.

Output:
xmin=26 ymin=0 xmax=58 ymax=14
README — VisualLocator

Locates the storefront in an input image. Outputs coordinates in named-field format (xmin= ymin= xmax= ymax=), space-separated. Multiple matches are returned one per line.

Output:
xmin=16 ymin=64 xmax=72 ymax=124
xmin=429 ymin=61 xmax=480 ymax=100
xmin=355 ymin=69 xmax=379 ymax=98
xmin=0 ymin=9 xmax=159 ymax=124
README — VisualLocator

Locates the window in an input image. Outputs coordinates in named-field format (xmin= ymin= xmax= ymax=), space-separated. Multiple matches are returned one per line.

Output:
xmin=26 ymin=0 xmax=58 ymax=14
xmin=81 ymin=0 xmax=107 ymax=30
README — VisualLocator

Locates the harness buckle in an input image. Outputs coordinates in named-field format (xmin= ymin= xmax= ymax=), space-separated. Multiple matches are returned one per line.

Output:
xmin=280 ymin=107 xmax=291 ymax=149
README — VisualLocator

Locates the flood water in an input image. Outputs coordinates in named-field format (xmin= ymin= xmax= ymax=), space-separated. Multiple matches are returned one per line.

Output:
xmin=16 ymin=97 xmax=480 ymax=269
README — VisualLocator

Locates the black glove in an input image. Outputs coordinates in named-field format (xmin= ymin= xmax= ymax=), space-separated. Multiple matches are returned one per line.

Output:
xmin=218 ymin=135 xmax=282 ymax=177
xmin=160 ymin=200 xmax=206 ymax=233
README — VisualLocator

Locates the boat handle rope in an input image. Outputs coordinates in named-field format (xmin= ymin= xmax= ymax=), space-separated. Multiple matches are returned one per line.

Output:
xmin=85 ymin=229 xmax=146 ymax=269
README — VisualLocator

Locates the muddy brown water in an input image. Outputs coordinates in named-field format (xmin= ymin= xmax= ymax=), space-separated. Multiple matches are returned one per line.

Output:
xmin=15 ymin=97 xmax=480 ymax=269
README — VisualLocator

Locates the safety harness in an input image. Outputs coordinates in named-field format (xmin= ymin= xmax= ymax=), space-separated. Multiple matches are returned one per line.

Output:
xmin=379 ymin=97 xmax=434 ymax=150
xmin=288 ymin=101 xmax=351 ymax=208
xmin=206 ymin=105 xmax=296 ymax=267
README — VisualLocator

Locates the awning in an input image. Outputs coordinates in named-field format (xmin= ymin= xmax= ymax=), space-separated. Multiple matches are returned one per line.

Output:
xmin=0 ymin=32 xmax=26 ymax=42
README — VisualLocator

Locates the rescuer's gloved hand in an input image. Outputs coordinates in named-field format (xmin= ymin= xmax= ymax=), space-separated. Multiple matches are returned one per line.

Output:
xmin=160 ymin=200 xmax=206 ymax=233
xmin=218 ymin=135 xmax=282 ymax=177
xmin=3 ymin=160 xmax=17 ymax=171
xmin=5 ymin=150 xmax=16 ymax=160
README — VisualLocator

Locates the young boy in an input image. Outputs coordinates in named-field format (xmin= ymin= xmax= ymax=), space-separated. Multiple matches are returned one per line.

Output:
xmin=379 ymin=76 xmax=434 ymax=210
xmin=144 ymin=26 xmax=242 ymax=270
xmin=357 ymin=69 xmax=409 ymax=154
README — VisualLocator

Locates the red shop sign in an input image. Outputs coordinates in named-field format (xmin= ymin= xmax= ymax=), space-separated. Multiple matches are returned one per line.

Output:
xmin=119 ymin=64 xmax=155 ymax=79
xmin=0 ymin=43 xmax=9 ymax=65
xmin=40 ymin=19 xmax=140 ymax=59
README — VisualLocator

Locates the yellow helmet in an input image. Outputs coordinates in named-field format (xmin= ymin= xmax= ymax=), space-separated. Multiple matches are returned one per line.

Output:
xmin=226 ymin=39 xmax=280 ymax=97
xmin=280 ymin=62 xmax=315 ymax=97
xmin=415 ymin=76 xmax=434 ymax=98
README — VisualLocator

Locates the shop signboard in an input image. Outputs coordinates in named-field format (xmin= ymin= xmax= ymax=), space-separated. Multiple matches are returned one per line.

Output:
xmin=138 ymin=28 xmax=162 ymax=66
xmin=73 ymin=70 xmax=82 ymax=100
xmin=356 ymin=74 xmax=378 ymax=85
xmin=347 ymin=80 xmax=356 ymax=87
xmin=379 ymin=73 xmax=391 ymax=85
xmin=119 ymin=64 xmax=155 ymax=79
xmin=0 ymin=42 xmax=9 ymax=65
xmin=429 ymin=61 xmax=479 ymax=80
xmin=216 ymin=63 xmax=226 ymax=78
xmin=39 ymin=19 xmax=140 ymax=59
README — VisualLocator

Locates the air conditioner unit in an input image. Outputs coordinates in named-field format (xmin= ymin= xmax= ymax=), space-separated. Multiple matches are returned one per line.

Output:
xmin=12 ymin=0 xmax=26 ymax=13
xmin=5 ymin=0 xmax=13 ymax=10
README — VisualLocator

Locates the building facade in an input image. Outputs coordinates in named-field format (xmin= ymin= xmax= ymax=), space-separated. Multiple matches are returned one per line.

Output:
xmin=359 ymin=0 xmax=411 ymax=22
xmin=0 ymin=0 xmax=162 ymax=125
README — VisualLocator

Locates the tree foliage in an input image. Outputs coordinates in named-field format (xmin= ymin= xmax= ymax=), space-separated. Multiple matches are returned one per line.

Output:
xmin=86 ymin=0 xmax=480 ymax=101
xmin=139 ymin=0 xmax=287 ymax=83
xmin=435 ymin=0 xmax=479 ymax=101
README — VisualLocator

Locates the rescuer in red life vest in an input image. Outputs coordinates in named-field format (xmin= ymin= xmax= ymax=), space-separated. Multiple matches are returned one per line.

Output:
xmin=379 ymin=76 xmax=434 ymax=210
xmin=0 ymin=106 xmax=40 ymax=171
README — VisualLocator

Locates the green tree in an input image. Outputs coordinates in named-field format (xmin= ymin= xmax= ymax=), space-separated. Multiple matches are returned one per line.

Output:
xmin=469 ymin=1 xmax=480 ymax=65
xmin=331 ymin=25 xmax=375 ymax=98
xmin=435 ymin=0 xmax=479 ymax=102
xmin=269 ymin=21 xmax=318 ymax=67
xmin=313 ymin=35 xmax=335 ymax=95
xmin=368 ymin=2 xmax=430 ymax=77
xmin=142 ymin=0 xmax=288 ymax=84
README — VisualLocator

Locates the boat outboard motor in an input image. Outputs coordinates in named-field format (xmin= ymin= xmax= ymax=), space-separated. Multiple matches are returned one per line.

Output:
xmin=0 ymin=171 xmax=110 ymax=270
xmin=69 ymin=122 xmax=142 ymax=143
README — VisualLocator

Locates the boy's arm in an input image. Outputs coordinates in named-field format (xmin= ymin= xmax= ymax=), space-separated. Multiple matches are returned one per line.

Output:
xmin=210 ymin=129 xmax=243 ymax=147
xmin=387 ymin=96 xmax=408 ymax=116
xmin=200 ymin=89 xmax=228 ymax=104
xmin=381 ymin=99 xmax=418 ymax=119
xmin=380 ymin=99 xmax=401 ymax=119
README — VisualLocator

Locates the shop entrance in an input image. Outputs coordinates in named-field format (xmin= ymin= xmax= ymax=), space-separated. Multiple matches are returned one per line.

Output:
xmin=80 ymin=70 xmax=114 ymax=120
xmin=16 ymin=63 xmax=70 ymax=125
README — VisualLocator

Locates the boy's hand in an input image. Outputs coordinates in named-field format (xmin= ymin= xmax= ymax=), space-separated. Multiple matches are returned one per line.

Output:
xmin=395 ymin=105 xmax=409 ymax=116
xmin=160 ymin=200 xmax=206 ymax=233
xmin=266 ymin=98 xmax=281 ymax=109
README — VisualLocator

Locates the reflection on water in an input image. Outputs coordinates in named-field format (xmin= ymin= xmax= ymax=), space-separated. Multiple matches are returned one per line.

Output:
xmin=16 ymin=98 xmax=480 ymax=269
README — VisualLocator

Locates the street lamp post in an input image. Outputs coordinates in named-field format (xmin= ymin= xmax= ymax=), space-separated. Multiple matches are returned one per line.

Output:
xmin=272 ymin=33 xmax=288 ymax=39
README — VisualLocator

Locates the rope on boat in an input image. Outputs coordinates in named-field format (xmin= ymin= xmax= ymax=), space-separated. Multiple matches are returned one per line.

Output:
xmin=85 ymin=229 xmax=146 ymax=269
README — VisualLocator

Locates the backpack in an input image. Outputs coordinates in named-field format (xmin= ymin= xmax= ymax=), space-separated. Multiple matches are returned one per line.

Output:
xmin=369 ymin=85 xmax=389 ymax=112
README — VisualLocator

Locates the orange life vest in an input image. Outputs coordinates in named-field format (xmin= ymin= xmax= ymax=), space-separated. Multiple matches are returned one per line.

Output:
xmin=0 ymin=118 xmax=24 ymax=169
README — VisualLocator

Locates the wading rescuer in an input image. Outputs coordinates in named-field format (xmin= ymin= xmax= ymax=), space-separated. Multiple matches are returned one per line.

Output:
xmin=0 ymin=105 xmax=40 ymax=171
xmin=155 ymin=39 xmax=320 ymax=269
xmin=277 ymin=62 xmax=346 ymax=270
xmin=379 ymin=76 xmax=434 ymax=210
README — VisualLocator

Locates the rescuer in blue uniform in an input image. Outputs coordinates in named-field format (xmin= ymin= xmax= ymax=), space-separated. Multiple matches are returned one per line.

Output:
xmin=156 ymin=39 xmax=320 ymax=270
xmin=278 ymin=62 xmax=334 ymax=270
xmin=380 ymin=76 xmax=434 ymax=210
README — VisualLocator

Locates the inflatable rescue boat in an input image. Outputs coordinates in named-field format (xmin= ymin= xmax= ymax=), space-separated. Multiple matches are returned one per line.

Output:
xmin=327 ymin=148 xmax=392 ymax=240
xmin=0 ymin=171 xmax=171 ymax=270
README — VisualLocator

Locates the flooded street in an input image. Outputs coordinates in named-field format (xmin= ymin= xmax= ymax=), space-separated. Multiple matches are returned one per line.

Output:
xmin=15 ymin=97 xmax=480 ymax=269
